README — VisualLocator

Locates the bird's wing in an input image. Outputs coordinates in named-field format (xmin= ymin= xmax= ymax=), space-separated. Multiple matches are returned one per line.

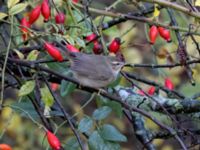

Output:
xmin=70 ymin=53 xmax=113 ymax=81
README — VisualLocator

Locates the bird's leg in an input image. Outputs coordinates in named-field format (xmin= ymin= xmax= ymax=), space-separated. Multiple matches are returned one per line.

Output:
xmin=97 ymin=88 xmax=107 ymax=95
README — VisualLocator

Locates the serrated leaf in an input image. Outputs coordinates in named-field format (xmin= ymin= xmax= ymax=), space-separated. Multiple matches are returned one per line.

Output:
xmin=9 ymin=3 xmax=27 ymax=15
xmin=98 ymin=124 xmax=127 ymax=142
xmin=0 ymin=12 xmax=8 ymax=20
xmin=78 ymin=116 xmax=93 ymax=133
xmin=64 ymin=137 xmax=80 ymax=150
xmin=18 ymin=80 xmax=35 ymax=96
xmin=76 ymin=37 xmax=85 ymax=48
xmin=13 ymin=49 xmax=24 ymax=59
xmin=88 ymin=131 xmax=120 ymax=150
xmin=60 ymin=80 xmax=76 ymax=97
xmin=40 ymin=86 xmax=54 ymax=107
xmin=26 ymin=50 xmax=39 ymax=61
xmin=7 ymin=0 xmax=20 ymax=8
xmin=92 ymin=106 xmax=112 ymax=120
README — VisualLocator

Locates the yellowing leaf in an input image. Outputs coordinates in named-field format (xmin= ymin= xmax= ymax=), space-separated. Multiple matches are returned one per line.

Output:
xmin=40 ymin=86 xmax=54 ymax=107
xmin=195 ymin=0 xmax=200 ymax=6
xmin=0 ymin=12 xmax=8 ymax=20
xmin=26 ymin=50 xmax=39 ymax=61
xmin=13 ymin=49 xmax=24 ymax=59
xmin=153 ymin=4 xmax=160 ymax=18
xmin=7 ymin=0 xmax=20 ymax=9
xmin=9 ymin=3 xmax=27 ymax=15
xmin=18 ymin=80 xmax=35 ymax=96
xmin=192 ymin=69 xmax=198 ymax=79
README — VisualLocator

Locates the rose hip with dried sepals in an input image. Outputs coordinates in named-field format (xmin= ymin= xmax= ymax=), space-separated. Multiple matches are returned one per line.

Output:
xmin=20 ymin=17 xmax=30 ymax=41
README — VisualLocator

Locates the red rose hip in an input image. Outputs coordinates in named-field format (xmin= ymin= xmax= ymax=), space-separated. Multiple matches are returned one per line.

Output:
xmin=149 ymin=25 xmax=158 ymax=44
xmin=28 ymin=5 xmax=41 ymax=24
xmin=44 ymin=42 xmax=63 ymax=61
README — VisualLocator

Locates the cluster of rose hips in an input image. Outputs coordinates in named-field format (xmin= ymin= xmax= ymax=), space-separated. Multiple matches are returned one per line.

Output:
xmin=20 ymin=0 xmax=121 ymax=62
xmin=85 ymin=33 xmax=121 ymax=54
xmin=149 ymin=25 xmax=171 ymax=44
xmin=20 ymin=0 xmax=67 ymax=41
xmin=138 ymin=78 xmax=174 ymax=96
xmin=44 ymin=35 xmax=121 ymax=62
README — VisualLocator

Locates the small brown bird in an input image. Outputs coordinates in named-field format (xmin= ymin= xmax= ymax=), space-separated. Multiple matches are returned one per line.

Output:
xmin=68 ymin=52 xmax=125 ymax=88
xmin=56 ymin=41 xmax=125 ymax=88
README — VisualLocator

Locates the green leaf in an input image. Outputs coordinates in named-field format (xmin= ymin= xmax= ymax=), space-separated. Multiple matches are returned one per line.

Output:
xmin=26 ymin=50 xmax=40 ymax=61
xmin=9 ymin=3 xmax=27 ymax=15
xmin=64 ymin=137 xmax=80 ymax=150
xmin=76 ymin=37 xmax=85 ymax=48
xmin=40 ymin=85 xmax=54 ymax=107
xmin=73 ymin=10 xmax=83 ymax=22
xmin=65 ymin=35 xmax=75 ymax=45
xmin=11 ymin=101 xmax=39 ymax=118
xmin=88 ymin=131 xmax=120 ymax=150
xmin=0 ymin=12 xmax=8 ymax=20
xmin=92 ymin=106 xmax=112 ymax=120
xmin=60 ymin=80 xmax=76 ymax=97
xmin=105 ymin=101 xmax=122 ymax=118
xmin=98 ymin=124 xmax=127 ymax=142
xmin=18 ymin=80 xmax=35 ymax=96
xmin=96 ymin=97 xmax=123 ymax=118
xmin=7 ymin=0 xmax=20 ymax=8
xmin=78 ymin=116 xmax=93 ymax=133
